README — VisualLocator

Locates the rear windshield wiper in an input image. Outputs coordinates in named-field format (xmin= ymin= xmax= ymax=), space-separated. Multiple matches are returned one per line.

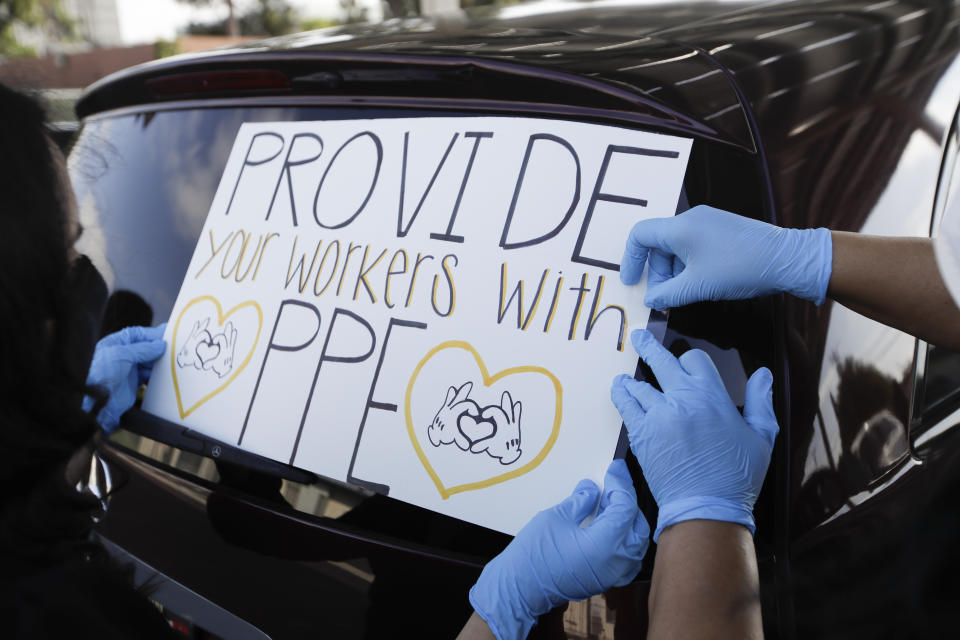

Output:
xmin=118 ymin=408 xmax=317 ymax=484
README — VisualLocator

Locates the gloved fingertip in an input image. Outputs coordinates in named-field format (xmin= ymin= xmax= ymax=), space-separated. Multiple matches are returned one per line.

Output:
xmin=645 ymin=288 xmax=674 ymax=311
xmin=127 ymin=325 xmax=152 ymax=341
xmin=630 ymin=329 xmax=652 ymax=352
xmin=622 ymin=222 xmax=655 ymax=285
xmin=754 ymin=366 xmax=773 ymax=387
xmin=745 ymin=366 xmax=775 ymax=406
xmin=744 ymin=367 xmax=779 ymax=449
xmin=609 ymin=384 xmax=629 ymax=417
xmin=595 ymin=487 xmax=638 ymax=532
xmin=633 ymin=510 xmax=652 ymax=539
xmin=601 ymin=461 xmax=638 ymax=512
xmin=111 ymin=325 xmax=160 ymax=345
xmin=556 ymin=479 xmax=600 ymax=522
xmin=604 ymin=458 xmax=631 ymax=485
xmin=623 ymin=517 xmax=652 ymax=563
xmin=619 ymin=260 xmax=644 ymax=286
xmin=612 ymin=373 xmax=632 ymax=388
xmin=138 ymin=358 xmax=157 ymax=383
xmin=99 ymin=412 xmax=120 ymax=434
xmin=609 ymin=380 xmax=634 ymax=412
xmin=603 ymin=486 xmax=636 ymax=509
xmin=574 ymin=478 xmax=597 ymax=494
xmin=129 ymin=339 xmax=167 ymax=363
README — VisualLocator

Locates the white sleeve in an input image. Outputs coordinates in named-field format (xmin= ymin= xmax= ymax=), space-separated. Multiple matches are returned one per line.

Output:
xmin=934 ymin=191 xmax=960 ymax=310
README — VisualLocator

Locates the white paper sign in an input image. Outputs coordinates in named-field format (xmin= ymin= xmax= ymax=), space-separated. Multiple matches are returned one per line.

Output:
xmin=142 ymin=116 xmax=691 ymax=534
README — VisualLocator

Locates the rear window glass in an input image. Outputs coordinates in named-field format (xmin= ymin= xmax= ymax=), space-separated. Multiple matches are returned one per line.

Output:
xmin=71 ymin=105 xmax=523 ymax=556
xmin=70 ymin=104 xmax=772 ymax=557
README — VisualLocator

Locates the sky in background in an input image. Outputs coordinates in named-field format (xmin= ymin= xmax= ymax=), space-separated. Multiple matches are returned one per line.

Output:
xmin=116 ymin=0 xmax=344 ymax=44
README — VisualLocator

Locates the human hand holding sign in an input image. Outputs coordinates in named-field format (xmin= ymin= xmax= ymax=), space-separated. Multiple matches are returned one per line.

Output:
xmin=468 ymin=459 xmax=649 ymax=640
xmin=620 ymin=205 xmax=833 ymax=309
xmin=610 ymin=330 xmax=778 ymax=540
xmin=84 ymin=324 xmax=167 ymax=434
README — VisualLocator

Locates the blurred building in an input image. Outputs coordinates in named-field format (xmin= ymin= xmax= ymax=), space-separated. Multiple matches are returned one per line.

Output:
xmin=11 ymin=0 xmax=123 ymax=56
xmin=0 ymin=0 xmax=260 ymax=93
xmin=0 ymin=0 xmax=395 ymax=92
xmin=0 ymin=43 xmax=155 ymax=91
xmin=65 ymin=0 xmax=124 ymax=47
xmin=563 ymin=595 xmax=617 ymax=639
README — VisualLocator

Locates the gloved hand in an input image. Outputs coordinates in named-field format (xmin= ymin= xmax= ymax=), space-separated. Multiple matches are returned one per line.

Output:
xmin=83 ymin=324 xmax=167 ymax=434
xmin=620 ymin=205 xmax=833 ymax=309
xmin=610 ymin=329 xmax=778 ymax=541
xmin=469 ymin=460 xmax=649 ymax=640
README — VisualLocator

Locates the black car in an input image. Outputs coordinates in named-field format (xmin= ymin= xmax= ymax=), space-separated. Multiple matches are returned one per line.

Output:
xmin=70 ymin=1 xmax=960 ymax=637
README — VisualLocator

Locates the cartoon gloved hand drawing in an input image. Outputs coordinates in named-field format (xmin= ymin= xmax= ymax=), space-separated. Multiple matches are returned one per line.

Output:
xmin=176 ymin=318 xmax=211 ymax=370
xmin=472 ymin=391 xmax=522 ymax=465
xmin=428 ymin=381 xmax=480 ymax=451
xmin=208 ymin=321 xmax=238 ymax=379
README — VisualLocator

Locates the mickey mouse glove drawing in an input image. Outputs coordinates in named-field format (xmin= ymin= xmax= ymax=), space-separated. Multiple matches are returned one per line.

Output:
xmin=84 ymin=324 xmax=167 ymax=434
xmin=469 ymin=459 xmax=649 ymax=640
xmin=610 ymin=330 xmax=778 ymax=541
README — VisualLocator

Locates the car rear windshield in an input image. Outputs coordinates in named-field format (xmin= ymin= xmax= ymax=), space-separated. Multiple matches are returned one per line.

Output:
xmin=70 ymin=103 xmax=774 ymax=560
xmin=70 ymin=104 xmax=538 ymax=557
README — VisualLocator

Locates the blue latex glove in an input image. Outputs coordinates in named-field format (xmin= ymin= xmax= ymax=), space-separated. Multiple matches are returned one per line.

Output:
xmin=469 ymin=460 xmax=649 ymax=640
xmin=620 ymin=205 xmax=833 ymax=309
xmin=83 ymin=324 xmax=167 ymax=434
xmin=610 ymin=330 xmax=778 ymax=541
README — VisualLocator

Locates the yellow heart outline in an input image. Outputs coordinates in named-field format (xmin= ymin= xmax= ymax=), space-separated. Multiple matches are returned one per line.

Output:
xmin=405 ymin=340 xmax=563 ymax=499
xmin=171 ymin=295 xmax=263 ymax=419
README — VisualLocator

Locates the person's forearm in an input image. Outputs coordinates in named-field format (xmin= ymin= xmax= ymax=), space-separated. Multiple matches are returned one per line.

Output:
xmin=456 ymin=612 xmax=496 ymax=640
xmin=828 ymin=232 xmax=960 ymax=349
xmin=648 ymin=520 xmax=762 ymax=640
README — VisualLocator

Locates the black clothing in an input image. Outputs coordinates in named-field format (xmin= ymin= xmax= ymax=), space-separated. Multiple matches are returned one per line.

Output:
xmin=1 ymin=450 xmax=174 ymax=639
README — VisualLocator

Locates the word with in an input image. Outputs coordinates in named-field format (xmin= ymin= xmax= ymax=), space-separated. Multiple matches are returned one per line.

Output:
xmin=497 ymin=264 xmax=627 ymax=352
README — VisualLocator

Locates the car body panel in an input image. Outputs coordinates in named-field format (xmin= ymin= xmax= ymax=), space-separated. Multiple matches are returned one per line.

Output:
xmin=70 ymin=1 xmax=960 ymax=638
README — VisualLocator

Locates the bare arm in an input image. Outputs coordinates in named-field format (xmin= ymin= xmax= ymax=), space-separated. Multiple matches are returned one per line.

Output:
xmin=648 ymin=520 xmax=763 ymax=640
xmin=828 ymin=232 xmax=960 ymax=350
xmin=456 ymin=612 xmax=496 ymax=640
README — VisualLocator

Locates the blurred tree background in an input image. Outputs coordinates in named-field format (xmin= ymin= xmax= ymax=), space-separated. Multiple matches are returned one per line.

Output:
xmin=0 ymin=0 xmax=74 ymax=55
xmin=180 ymin=0 xmax=331 ymax=37
xmin=175 ymin=0 xmax=240 ymax=36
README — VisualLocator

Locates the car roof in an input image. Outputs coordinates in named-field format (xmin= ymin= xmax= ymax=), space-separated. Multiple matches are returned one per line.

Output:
xmin=106 ymin=0 xmax=787 ymax=59
xmin=191 ymin=0 xmax=786 ymax=55
xmin=79 ymin=1 xmax=797 ymax=151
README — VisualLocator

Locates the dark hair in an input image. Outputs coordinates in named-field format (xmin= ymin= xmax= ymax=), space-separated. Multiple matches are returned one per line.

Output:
xmin=0 ymin=84 xmax=101 ymax=566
